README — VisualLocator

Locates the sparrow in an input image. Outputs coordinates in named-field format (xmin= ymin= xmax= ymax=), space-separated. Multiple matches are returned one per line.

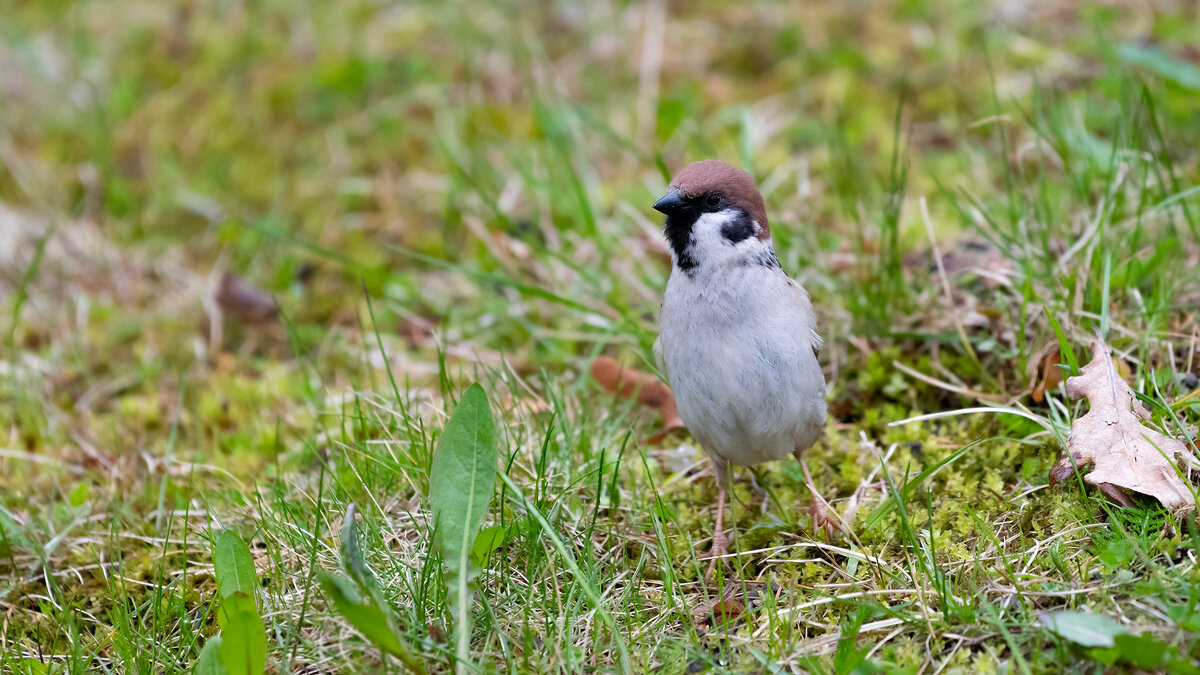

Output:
xmin=652 ymin=159 xmax=830 ymax=578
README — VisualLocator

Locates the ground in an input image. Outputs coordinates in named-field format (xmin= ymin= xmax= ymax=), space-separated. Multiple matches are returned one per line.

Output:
xmin=2 ymin=0 xmax=1200 ymax=673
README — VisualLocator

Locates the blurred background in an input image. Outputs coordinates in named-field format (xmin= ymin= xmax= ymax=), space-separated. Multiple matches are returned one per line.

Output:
xmin=3 ymin=0 xmax=1200 ymax=671
xmin=4 ymin=1 xmax=1197 ymax=373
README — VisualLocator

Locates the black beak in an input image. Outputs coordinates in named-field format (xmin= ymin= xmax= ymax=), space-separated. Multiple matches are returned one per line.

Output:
xmin=653 ymin=189 xmax=687 ymax=215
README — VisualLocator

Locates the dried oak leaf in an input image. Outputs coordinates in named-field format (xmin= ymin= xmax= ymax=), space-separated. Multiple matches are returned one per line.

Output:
xmin=1030 ymin=346 xmax=1063 ymax=403
xmin=692 ymin=596 xmax=746 ymax=629
xmin=590 ymin=356 xmax=685 ymax=443
xmin=1049 ymin=341 xmax=1196 ymax=513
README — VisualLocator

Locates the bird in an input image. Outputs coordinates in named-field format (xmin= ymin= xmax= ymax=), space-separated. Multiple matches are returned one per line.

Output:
xmin=651 ymin=159 xmax=830 ymax=578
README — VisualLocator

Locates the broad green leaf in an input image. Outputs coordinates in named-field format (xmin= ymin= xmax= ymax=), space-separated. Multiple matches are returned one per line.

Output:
xmin=193 ymin=637 xmax=225 ymax=675
xmin=219 ymin=610 xmax=267 ymax=675
xmin=1040 ymin=610 xmax=1129 ymax=648
xmin=1167 ymin=602 xmax=1200 ymax=631
xmin=17 ymin=660 xmax=48 ymax=675
xmin=471 ymin=525 xmax=505 ymax=567
xmin=1118 ymin=44 xmax=1200 ymax=92
xmin=217 ymin=592 xmax=257 ymax=631
xmin=428 ymin=383 xmax=497 ymax=673
xmin=1113 ymin=633 xmax=1168 ymax=669
xmin=1086 ymin=645 xmax=1121 ymax=666
xmin=339 ymin=503 xmax=388 ymax=609
xmin=339 ymin=503 xmax=367 ymax=579
xmin=323 ymin=513 xmax=426 ymax=673
xmin=1166 ymin=658 xmax=1200 ymax=675
xmin=214 ymin=531 xmax=258 ymax=604
xmin=319 ymin=572 xmax=412 ymax=657
xmin=68 ymin=481 xmax=90 ymax=507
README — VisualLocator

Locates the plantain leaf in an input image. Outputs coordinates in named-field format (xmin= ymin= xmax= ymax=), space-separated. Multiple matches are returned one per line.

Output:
xmin=218 ymin=610 xmax=266 ymax=675
xmin=428 ymin=383 xmax=497 ymax=673
xmin=1113 ymin=633 xmax=1169 ymax=669
xmin=1118 ymin=44 xmax=1200 ymax=92
xmin=321 ymin=509 xmax=427 ymax=673
xmin=213 ymin=530 xmax=258 ymax=605
xmin=193 ymin=637 xmax=224 ymax=675
xmin=17 ymin=660 xmax=48 ymax=675
xmin=319 ymin=572 xmax=412 ymax=657
xmin=471 ymin=525 xmax=506 ymax=567
xmin=339 ymin=503 xmax=388 ymax=609
xmin=1040 ymin=610 xmax=1129 ymax=648
xmin=216 ymin=592 xmax=257 ymax=631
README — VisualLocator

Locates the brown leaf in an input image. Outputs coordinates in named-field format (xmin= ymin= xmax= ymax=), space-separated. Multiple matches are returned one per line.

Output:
xmin=590 ymin=356 xmax=685 ymax=442
xmin=397 ymin=315 xmax=435 ymax=347
xmin=693 ymin=595 xmax=746 ymax=629
xmin=1049 ymin=341 xmax=1196 ymax=513
xmin=1032 ymin=348 xmax=1063 ymax=403
xmin=215 ymin=272 xmax=278 ymax=324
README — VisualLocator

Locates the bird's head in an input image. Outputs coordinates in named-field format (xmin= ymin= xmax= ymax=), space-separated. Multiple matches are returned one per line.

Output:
xmin=653 ymin=159 xmax=773 ymax=274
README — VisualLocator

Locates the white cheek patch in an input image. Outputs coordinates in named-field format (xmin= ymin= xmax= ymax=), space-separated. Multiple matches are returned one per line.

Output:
xmin=687 ymin=211 xmax=764 ymax=267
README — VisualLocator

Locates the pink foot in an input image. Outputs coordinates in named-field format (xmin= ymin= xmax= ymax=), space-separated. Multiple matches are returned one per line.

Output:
xmin=706 ymin=529 xmax=731 ymax=581
xmin=808 ymin=495 xmax=838 ymax=538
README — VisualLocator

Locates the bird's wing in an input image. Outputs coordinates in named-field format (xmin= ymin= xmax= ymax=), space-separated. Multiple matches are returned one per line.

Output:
xmin=782 ymin=277 xmax=822 ymax=357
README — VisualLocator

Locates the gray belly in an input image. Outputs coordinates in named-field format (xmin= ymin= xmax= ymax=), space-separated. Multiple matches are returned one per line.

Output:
xmin=666 ymin=334 xmax=826 ymax=466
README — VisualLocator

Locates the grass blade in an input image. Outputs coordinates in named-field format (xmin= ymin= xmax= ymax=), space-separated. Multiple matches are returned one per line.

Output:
xmin=497 ymin=471 xmax=631 ymax=672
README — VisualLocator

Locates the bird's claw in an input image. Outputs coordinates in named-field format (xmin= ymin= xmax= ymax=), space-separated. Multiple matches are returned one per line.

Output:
xmin=808 ymin=495 xmax=839 ymax=539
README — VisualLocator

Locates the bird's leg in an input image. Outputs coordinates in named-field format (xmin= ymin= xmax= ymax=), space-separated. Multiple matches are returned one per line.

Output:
xmin=707 ymin=459 xmax=732 ymax=581
xmin=747 ymin=467 xmax=770 ymax=513
xmin=794 ymin=450 xmax=839 ymax=537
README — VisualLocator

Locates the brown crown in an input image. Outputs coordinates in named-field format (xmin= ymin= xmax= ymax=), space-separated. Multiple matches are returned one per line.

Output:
xmin=669 ymin=159 xmax=769 ymax=239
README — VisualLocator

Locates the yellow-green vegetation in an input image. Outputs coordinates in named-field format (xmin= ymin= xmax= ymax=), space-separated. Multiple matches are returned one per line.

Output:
xmin=3 ymin=0 xmax=1200 ymax=673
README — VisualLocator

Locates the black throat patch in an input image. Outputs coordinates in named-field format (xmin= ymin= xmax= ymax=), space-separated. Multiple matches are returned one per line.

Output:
xmin=662 ymin=210 xmax=700 ymax=273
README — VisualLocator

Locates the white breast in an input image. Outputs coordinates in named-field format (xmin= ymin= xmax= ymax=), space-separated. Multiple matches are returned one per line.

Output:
xmin=658 ymin=256 xmax=827 ymax=467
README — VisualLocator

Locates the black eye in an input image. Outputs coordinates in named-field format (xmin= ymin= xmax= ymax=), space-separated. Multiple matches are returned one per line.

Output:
xmin=705 ymin=194 xmax=721 ymax=207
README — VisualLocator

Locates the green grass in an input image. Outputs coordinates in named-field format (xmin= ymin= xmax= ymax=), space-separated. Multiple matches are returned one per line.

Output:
xmin=2 ymin=0 xmax=1200 ymax=672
